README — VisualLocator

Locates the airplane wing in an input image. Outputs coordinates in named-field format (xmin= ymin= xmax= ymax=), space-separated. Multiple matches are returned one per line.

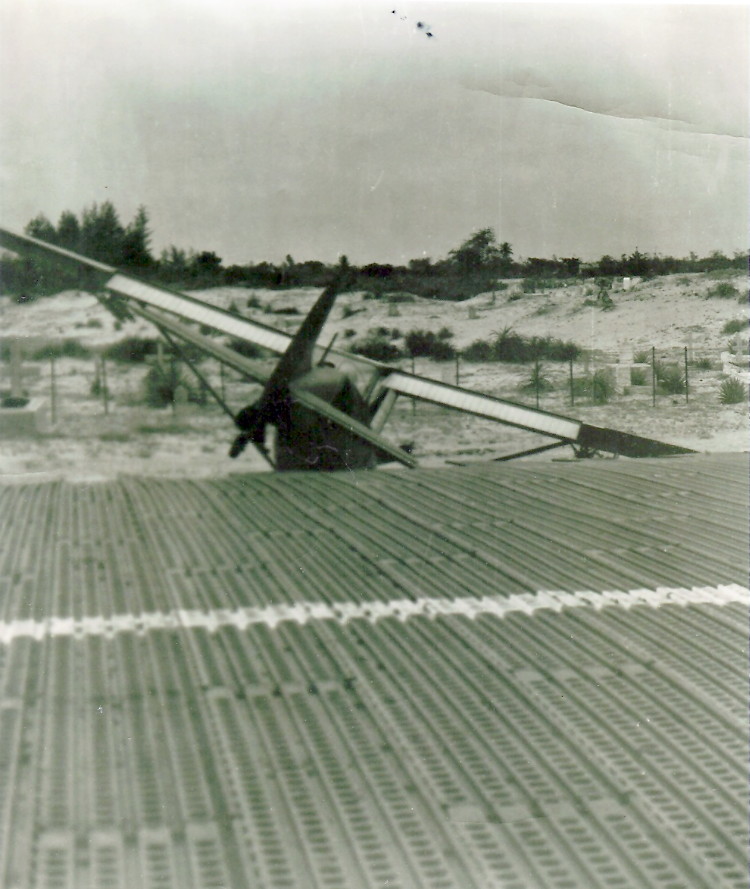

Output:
xmin=373 ymin=371 xmax=695 ymax=458
xmin=0 ymin=226 xmax=696 ymax=460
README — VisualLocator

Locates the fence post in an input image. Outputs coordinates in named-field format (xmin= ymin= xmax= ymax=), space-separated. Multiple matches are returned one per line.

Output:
xmin=651 ymin=346 xmax=656 ymax=407
xmin=534 ymin=357 xmax=540 ymax=409
xmin=569 ymin=357 xmax=574 ymax=406
xmin=220 ymin=361 xmax=226 ymax=403
xmin=455 ymin=353 xmax=460 ymax=387
xmin=50 ymin=356 xmax=57 ymax=424
xmin=102 ymin=356 xmax=110 ymax=415
xmin=411 ymin=356 xmax=416 ymax=421
xmin=684 ymin=346 xmax=689 ymax=404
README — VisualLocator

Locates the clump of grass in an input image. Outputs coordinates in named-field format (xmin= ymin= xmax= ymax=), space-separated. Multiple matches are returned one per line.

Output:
xmin=32 ymin=339 xmax=92 ymax=360
xmin=592 ymin=368 xmax=615 ymax=404
xmin=98 ymin=430 xmax=131 ymax=443
xmin=633 ymin=350 xmax=650 ymax=364
xmin=722 ymin=318 xmax=746 ymax=335
xmin=709 ymin=282 xmax=740 ymax=299
xmin=462 ymin=340 xmax=495 ymax=362
xmin=655 ymin=362 xmax=685 ymax=394
xmin=103 ymin=337 xmax=159 ymax=363
xmin=350 ymin=333 xmax=403 ymax=362
xmin=692 ymin=356 xmax=713 ymax=370
xmin=520 ymin=364 xmax=553 ymax=393
xmin=142 ymin=364 xmax=202 ymax=408
xmin=630 ymin=367 xmax=648 ymax=386
xmin=719 ymin=377 xmax=747 ymax=404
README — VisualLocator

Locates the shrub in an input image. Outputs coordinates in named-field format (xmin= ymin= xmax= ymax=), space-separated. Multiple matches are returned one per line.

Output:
xmin=710 ymin=282 xmax=740 ymax=299
xmin=655 ymin=362 xmax=685 ymax=394
xmin=719 ymin=377 xmax=747 ymax=404
xmin=86 ymin=318 xmax=103 ymax=328
xmin=693 ymin=356 xmax=713 ymax=370
xmin=462 ymin=340 xmax=495 ymax=362
xmin=229 ymin=339 xmax=266 ymax=359
xmin=404 ymin=329 xmax=455 ymax=360
xmin=246 ymin=294 xmax=262 ymax=309
xmin=142 ymin=362 xmax=199 ymax=408
xmin=592 ymin=369 xmax=615 ymax=404
xmin=630 ymin=367 xmax=648 ymax=386
xmin=343 ymin=328 xmax=356 ymax=339
xmin=722 ymin=318 xmax=746 ymax=335
xmin=351 ymin=335 xmax=403 ymax=362
xmin=341 ymin=304 xmax=358 ymax=319
xmin=633 ymin=350 xmax=650 ymax=364
xmin=437 ymin=326 xmax=454 ymax=340
xmin=521 ymin=364 xmax=553 ymax=393
xmin=103 ymin=337 xmax=159 ymax=363
xmin=32 ymin=339 xmax=92 ymax=360
xmin=570 ymin=375 xmax=592 ymax=397
xmin=386 ymin=292 xmax=416 ymax=304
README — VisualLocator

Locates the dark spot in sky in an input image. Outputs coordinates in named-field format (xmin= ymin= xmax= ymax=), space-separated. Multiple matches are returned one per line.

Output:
xmin=391 ymin=10 xmax=436 ymax=38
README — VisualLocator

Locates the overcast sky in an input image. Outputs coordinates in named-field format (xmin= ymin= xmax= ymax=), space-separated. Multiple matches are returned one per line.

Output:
xmin=1 ymin=1 xmax=747 ymax=265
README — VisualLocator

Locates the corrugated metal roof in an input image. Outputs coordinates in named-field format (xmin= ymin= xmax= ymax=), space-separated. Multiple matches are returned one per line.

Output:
xmin=0 ymin=454 xmax=747 ymax=888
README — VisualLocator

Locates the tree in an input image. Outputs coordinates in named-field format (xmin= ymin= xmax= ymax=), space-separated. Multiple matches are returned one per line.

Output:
xmin=25 ymin=214 xmax=56 ymax=243
xmin=498 ymin=241 xmax=513 ymax=274
xmin=449 ymin=228 xmax=501 ymax=274
xmin=121 ymin=205 xmax=153 ymax=269
xmin=56 ymin=211 xmax=80 ymax=251
xmin=80 ymin=202 xmax=126 ymax=265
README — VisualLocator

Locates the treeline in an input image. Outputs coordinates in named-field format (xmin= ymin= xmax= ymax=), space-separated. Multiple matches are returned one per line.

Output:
xmin=1 ymin=206 xmax=746 ymax=302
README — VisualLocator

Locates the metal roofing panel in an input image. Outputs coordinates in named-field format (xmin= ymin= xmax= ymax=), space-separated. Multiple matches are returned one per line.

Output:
xmin=0 ymin=454 xmax=747 ymax=889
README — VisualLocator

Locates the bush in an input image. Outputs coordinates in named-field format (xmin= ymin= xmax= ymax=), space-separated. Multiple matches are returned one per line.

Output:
xmin=693 ymin=356 xmax=713 ymax=370
xmin=462 ymin=340 xmax=496 ymax=362
xmin=571 ymin=375 xmax=592 ymax=397
xmin=404 ymin=329 xmax=455 ymax=360
xmin=32 ymin=339 xmax=92 ymax=360
xmin=229 ymin=339 xmax=266 ymax=359
xmin=592 ymin=368 xmax=615 ymax=404
xmin=710 ymin=282 xmax=740 ymax=299
xmin=655 ymin=362 xmax=685 ymax=394
xmin=633 ymin=350 xmax=650 ymax=364
xmin=722 ymin=318 xmax=746 ymax=335
xmin=719 ymin=377 xmax=747 ymax=404
xmin=460 ymin=329 xmax=580 ymax=363
xmin=86 ymin=318 xmax=103 ymax=328
xmin=521 ymin=364 xmax=553 ymax=393
xmin=103 ymin=337 xmax=159 ymax=363
xmin=630 ymin=367 xmax=648 ymax=386
xmin=142 ymin=362 xmax=199 ymax=408
xmin=351 ymin=334 xmax=403 ymax=362
xmin=246 ymin=294 xmax=262 ymax=309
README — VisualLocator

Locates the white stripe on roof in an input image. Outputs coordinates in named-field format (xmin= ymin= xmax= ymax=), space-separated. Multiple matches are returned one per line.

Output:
xmin=1 ymin=584 xmax=745 ymax=644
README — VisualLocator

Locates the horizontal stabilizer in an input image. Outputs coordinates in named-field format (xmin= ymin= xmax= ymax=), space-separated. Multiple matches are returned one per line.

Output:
xmin=576 ymin=424 xmax=696 ymax=457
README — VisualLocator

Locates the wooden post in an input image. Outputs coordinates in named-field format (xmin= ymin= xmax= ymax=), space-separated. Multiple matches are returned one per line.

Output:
xmin=220 ymin=361 xmax=226 ymax=403
xmin=651 ymin=346 xmax=656 ymax=407
xmin=101 ymin=356 xmax=110 ymax=415
xmin=684 ymin=346 xmax=689 ymax=404
xmin=10 ymin=339 xmax=22 ymax=400
xmin=455 ymin=353 xmax=460 ymax=387
xmin=569 ymin=357 xmax=574 ymax=406
xmin=534 ymin=357 xmax=540 ymax=409
xmin=50 ymin=356 xmax=57 ymax=424
xmin=411 ymin=356 xmax=416 ymax=421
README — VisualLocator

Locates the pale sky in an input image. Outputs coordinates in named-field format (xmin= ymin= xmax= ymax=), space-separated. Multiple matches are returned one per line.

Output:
xmin=1 ymin=1 xmax=747 ymax=265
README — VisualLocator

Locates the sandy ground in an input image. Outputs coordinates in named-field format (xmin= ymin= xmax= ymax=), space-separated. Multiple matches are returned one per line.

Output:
xmin=0 ymin=271 xmax=746 ymax=481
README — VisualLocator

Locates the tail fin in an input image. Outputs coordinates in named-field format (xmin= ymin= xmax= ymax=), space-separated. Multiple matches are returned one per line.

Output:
xmin=262 ymin=274 xmax=344 ymax=395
